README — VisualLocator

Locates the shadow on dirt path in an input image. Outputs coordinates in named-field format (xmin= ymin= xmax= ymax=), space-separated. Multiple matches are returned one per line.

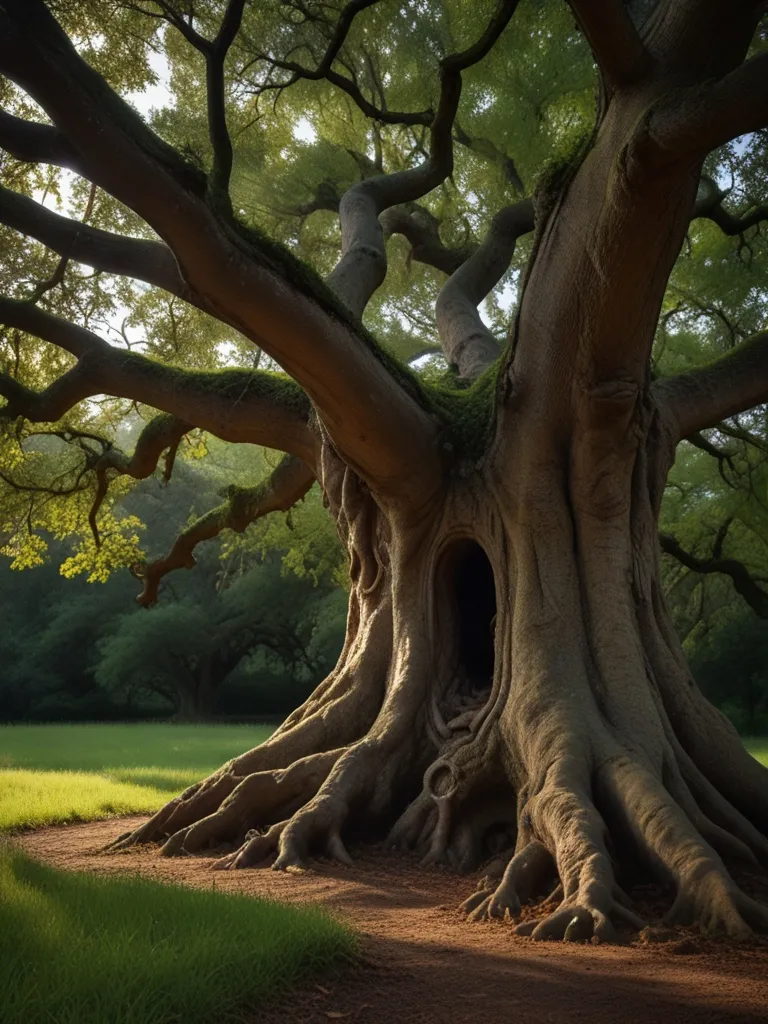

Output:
xmin=16 ymin=816 xmax=768 ymax=1024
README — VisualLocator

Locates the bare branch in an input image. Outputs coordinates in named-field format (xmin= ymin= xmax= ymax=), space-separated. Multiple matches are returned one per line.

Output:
xmin=660 ymin=532 xmax=768 ymax=618
xmin=89 ymin=413 xmax=192 ymax=545
xmin=207 ymin=0 xmax=247 ymax=197
xmin=567 ymin=0 xmax=651 ymax=89
xmin=684 ymin=430 xmax=736 ymax=487
xmin=653 ymin=329 xmax=768 ymax=440
xmin=135 ymin=454 xmax=315 ymax=606
xmin=435 ymin=199 xmax=534 ymax=380
xmin=692 ymin=175 xmax=768 ymax=236
xmin=244 ymin=1 xmax=429 ymax=128
xmin=717 ymin=420 xmax=768 ymax=456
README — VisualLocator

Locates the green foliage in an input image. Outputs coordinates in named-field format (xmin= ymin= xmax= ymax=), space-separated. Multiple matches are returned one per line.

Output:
xmin=662 ymin=434 xmax=768 ymax=730
xmin=0 ymin=0 xmax=600 ymax=564
xmin=0 ymin=845 xmax=353 ymax=1024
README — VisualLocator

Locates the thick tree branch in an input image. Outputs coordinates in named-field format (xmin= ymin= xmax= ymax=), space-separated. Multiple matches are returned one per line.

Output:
xmin=0 ymin=298 xmax=317 ymax=463
xmin=0 ymin=182 xmax=193 ymax=297
xmin=0 ymin=108 xmax=80 ymax=170
xmin=660 ymin=532 xmax=768 ymax=618
xmin=653 ymin=330 xmax=768 ymax=440
xmin=326 ymin=0 xmax=520 ymax=316
xmin=0 ymin=0 xmax=441 ymax=496
xmin=648 ymin=52 xmax=768 ymax=162
xmin=567 ymin=0 xmax=651 ymax=90
xmin=435 ymin=199 xmax=534 ymax=380
xmin=135 ymin=454 xmax=315 ymax=606
xmin=380 ymin=203 xmax=476 ymax=276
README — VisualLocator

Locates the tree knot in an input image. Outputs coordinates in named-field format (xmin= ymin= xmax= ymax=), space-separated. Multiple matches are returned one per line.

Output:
xmin=424 ymin=758 xmax=459 ymax=803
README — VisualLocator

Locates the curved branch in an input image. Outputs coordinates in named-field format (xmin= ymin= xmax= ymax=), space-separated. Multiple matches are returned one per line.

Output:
xmin=135 ymin=454 xmax=316 ymax=606
xmin=0 ymin=298 xmax=317 ymax=462
xmin=0 ymin=182 xmax=191 ymax=295
xmin=245 ymin=1 xmax=428 ymax=128
xmin=88 ymin=413 xmax=192 ymax=545
xmin=692 ymin=177 xmax=768 ymax=236
xmin=435 ymin=199 xmax=534 ymax=380
xmin=660 ymin=533 xmax=768 ymax=618
xmin=653 ymin=330 xmax=768 ymax=440
xmin=567 ymin=0 xmax=651 ymax=90
xmin=207 ymin=0 xmax=247 ymax=197
xmin=380 ymin=203 xmax=476 ymax=276
xmin=326 ymin=0 xmax=521 ymax=315
xmin=647 ymin=52 xmax=768 ymax=162
xmin=684 ymin=430 xmax=735 ymax=487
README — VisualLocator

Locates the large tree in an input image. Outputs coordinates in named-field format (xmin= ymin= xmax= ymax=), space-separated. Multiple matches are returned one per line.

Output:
xmin=2 ymin=0 xmax=768 ymax=942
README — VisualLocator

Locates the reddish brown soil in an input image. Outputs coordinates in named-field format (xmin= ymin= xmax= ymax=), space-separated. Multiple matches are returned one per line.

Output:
xmin=14 ymin=816 xmax=768 ymax=1024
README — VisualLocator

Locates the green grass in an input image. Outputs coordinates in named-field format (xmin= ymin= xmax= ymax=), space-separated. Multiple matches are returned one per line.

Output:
xmin=0 ymin=723 xmax=274 ymax=831
xmin=0 ymin=770 xmax=181 ymax=831
xmin=0 ymin=843 xmax=354 ymax=1024
xmin=0 ymin=722 xmax=273 ymax=775
xmin=745 ymin=737 xmax=768 ymax=767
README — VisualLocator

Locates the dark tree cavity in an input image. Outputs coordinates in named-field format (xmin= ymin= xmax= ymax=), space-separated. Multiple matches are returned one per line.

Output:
xmin=1 ymin=0 xmax=768 ymax=943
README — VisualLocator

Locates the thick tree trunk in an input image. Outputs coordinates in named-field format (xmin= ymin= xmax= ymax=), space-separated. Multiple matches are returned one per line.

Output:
xmin=109 ymin=72 xmax=768 ymax=941
xmin=111 ymin=412 xmax=768 ymax=940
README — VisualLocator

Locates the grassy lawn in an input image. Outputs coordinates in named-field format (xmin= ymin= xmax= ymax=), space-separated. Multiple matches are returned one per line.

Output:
xmin=0 ymin=723 xmax=273 ymax=831
xmin=745 ymin=737 xmax=768 ymax=768
xmin=0 ymin=843 xmax=353 ymax=1024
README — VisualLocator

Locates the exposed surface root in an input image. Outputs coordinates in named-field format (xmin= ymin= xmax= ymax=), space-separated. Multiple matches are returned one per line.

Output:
xmin=604 ymin=755 xmax=768 ymax=940
xmin=462 ymin=840 xmax=554 ymax=920
xmin=212 ymin=821 xmax=288 ymax=870
xmin=158 ymin=750 xmax=343 ymax=857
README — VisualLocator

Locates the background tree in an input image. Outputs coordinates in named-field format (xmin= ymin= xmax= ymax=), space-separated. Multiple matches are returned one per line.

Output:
xmin=0 ymin=452 xmax=346 ymax=721
xmin=96 ymin=556 xmax=343 ymax=720
xmin=2 ymin=0 xmax=768 ymax=941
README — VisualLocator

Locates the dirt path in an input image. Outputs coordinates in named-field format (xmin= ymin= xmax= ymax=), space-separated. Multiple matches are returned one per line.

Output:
xmin=15 ymin=816 xmax=768 ymax=1024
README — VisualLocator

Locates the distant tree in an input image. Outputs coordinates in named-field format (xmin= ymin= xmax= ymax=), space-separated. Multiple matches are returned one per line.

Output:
xmin=95 ymin=558 xmax=339 ymax=720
